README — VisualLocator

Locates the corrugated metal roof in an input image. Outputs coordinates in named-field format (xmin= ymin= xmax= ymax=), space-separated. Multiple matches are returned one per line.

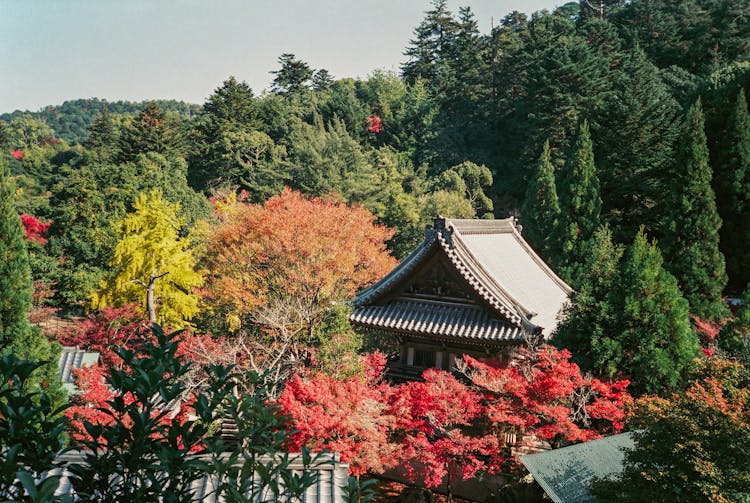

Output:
xmin=35 ymin=451 xmax=349 ymax=503
xmin=58 ymin=346 xmax=100 ymax=393
xmin=520 ymin=432 xmax=635 ymax=503
xmin=351 ymin=298 xmax=523 ymax=341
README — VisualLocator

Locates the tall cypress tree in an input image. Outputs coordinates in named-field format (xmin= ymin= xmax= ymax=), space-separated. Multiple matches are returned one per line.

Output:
xmin=117 ymin=102 xmax=187 ymax=164
xmin=662 ymin=99 xmax=729 ymax=321
xmin=554 ymin=225 xmax=623 ymax=373
xmin=557 ymin=228 xmax=698 ymax=396
xmin=401 ymin=0 xmax=457 ymax=87
xmin=0 ymin=159 xmax=63 ymax=404
xmin=521 ymin=140 xmax=560 ymax=259
xmin=719 ymin=89 xmax=750 ymax=291
xmin=554 ymin=119 xmax=602 ymax=285
xmin=608 ymin=230 xmax=697 ymax=395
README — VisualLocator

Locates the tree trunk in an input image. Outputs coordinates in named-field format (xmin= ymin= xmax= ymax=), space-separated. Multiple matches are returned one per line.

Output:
xmin=146 ymin=271 xmax=169 ymax=324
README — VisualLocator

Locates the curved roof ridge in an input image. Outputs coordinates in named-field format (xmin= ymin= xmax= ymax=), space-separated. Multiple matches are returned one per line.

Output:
xmin=443 ymin=216 xmax=571 ymax=336
xmin=352 ymin=216 xmax=571 ymax=336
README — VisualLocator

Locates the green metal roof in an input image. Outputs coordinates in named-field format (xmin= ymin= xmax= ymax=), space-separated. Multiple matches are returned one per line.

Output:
xmin=520 ymin=432 xmax=635 ymax=503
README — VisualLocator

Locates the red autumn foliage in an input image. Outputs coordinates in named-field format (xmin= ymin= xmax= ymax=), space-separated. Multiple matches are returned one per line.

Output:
xmin=20 ymin=213 xmax=52 ymax=246
xmin=278 ymin=353 xmax=398 ymax=476
xmin=59 ymin=304 xmax=150 ymax=368
xmin=691 ymin=315 xmax=727 ymax=358
xmin=28 ymin=280 xmax=57 ymax=326
xmin=391 ymin=370 xmax=505 ymax=487
xmin=702 ymin=347 xmax=716 ymax=357
xmin=65 ymin=365 xmax=119 ymax=442
xmin=11 ymin=149 xmax=23 ymax=160
xmin=366 ymin=115 xmax=383 ymax=133
xmin=66 ymin=364 xmax=196 ymax=448
xmin=278 ymin=344 xmax=630 ymax=488
xmin=691 ymin=315 xmax=725 ymax=343
xmin=462 ymin=346 xmax=630 ymax=444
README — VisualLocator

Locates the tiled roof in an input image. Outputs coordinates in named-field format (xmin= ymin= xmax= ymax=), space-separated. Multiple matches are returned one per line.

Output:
xmin=351 ymin=298 xmax=523 ymax=341
xmin=32 ymin=451 xmax=349 ymax=503
xmin=353 ymin=217 xmax=572 ymax=338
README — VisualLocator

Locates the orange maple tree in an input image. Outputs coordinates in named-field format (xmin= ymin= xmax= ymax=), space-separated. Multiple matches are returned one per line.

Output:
xmin=200 ymin=188 xmax=396 ymax=335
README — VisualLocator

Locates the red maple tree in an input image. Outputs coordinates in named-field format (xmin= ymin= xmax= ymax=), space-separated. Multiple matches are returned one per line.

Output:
xmin=461 ymin=345 xmax=630 ymax=445
xmin=277 ymin=353 xmax=398 ymax=476
xmin=278 ymin=344 xmax=631 ymax=489
xmin=20 ymin=213 xmax=51 ymax=246
xmin=59 ymin=304 xmax=150 ymax=367
xmin=366 ymin=115 xmax=383 ymax=133
xmin=11 ymin=149 xmax=23 ymax=160
xmin=391 ymin=370 xmax=504 ymax=487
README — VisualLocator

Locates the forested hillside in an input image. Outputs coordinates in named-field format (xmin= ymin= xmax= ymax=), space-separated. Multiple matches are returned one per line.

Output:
xmin=1 ymin=99 xmax=200 ymax=145
xmin=5 ymin=0 xmax=750 ymax=296
xmin=1 ymin=1 xmax=749 ymax=500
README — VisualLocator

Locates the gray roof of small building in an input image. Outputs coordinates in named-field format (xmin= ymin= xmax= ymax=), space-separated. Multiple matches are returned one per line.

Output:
xmin=520 ymin=432 xmax=635 ymax=503
xmin=353 ymin=217 xmax=571 ymax=339
xmin=58 ymin=346 xmax=100 ymax=394
xmin=31 ymin=451 xmax=349 ymax=502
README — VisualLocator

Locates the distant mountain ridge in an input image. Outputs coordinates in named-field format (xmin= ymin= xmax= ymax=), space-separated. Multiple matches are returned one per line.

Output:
xmin=1 ymin=98 xmax=201 ymax=144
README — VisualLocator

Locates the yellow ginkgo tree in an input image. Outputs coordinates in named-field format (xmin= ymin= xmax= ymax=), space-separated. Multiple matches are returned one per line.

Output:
xmin=92 ymin=190 xmax=203 ymax=327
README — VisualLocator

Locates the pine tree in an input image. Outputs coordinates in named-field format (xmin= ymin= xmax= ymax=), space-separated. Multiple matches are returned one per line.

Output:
xmin=84 ymin=109 xmax=120 ymax=161
xmin=312 ymin=69 xmax=334 ymax=91
xmin=662 ymin=99 xmax=729 ymax=321
xmin=554 ymin=119 xmax=602 ymax=285
xmin=117 ymin=102 xmax=187 ymax=163
xmin=521 ymin=140 xmax=561 ymax=258
xmin=91 ymin=190 xmax=203 ymax=327
xmin=719 ymin=89 xmax=750 ymax=291
xmin=401 ymin=0 xmax=457 ymax=87
xmin=200 ymin=76 xmax=256 ymax=132
xmin=0 ymin=159 xmax=64 ymax=404
xmin=270 ymin=54 xmax=313 ymax=96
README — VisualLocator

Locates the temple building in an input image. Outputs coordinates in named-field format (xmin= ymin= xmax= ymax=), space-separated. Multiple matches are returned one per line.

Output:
xmin=350 ymin=217 xmax=572 ymax=380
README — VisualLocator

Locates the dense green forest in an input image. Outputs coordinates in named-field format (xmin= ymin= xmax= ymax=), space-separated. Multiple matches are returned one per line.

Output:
xmin=5 ymin=0 xmax=750 ymax=303
xmin=1 ymin=1 xmax=750 ymax=500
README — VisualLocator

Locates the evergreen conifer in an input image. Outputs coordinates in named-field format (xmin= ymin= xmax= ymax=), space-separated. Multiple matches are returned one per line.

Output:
xmin=594 ymin=46 xmax=680 ymax=239
xmin=554 ymin=225 xmax=623 ymax=372
xmin=554 ymin=119 xmax=602 ymax=285
xmin=521 ymin=140 xmax=560 ymax=259
xmin=608 ymin=229 xmax=697 ymax=395
xmin=0 ymin=159 xmax=64 ymax=404
xmin=720 ymin=89 xmax=750 ymax=291
xmin=557 ymin=228 xmax=698 ymax=396
xmin=662 ymin=99 xmax=729 ymax=321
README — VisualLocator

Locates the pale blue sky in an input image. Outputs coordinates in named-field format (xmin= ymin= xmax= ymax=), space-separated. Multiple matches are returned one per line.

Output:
xmin=1 ymin=1 xmax=562 ymax=113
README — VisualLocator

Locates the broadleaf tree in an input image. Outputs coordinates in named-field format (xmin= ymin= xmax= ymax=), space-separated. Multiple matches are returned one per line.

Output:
xmin=92 ymin=190 xmax=203 ymax=327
